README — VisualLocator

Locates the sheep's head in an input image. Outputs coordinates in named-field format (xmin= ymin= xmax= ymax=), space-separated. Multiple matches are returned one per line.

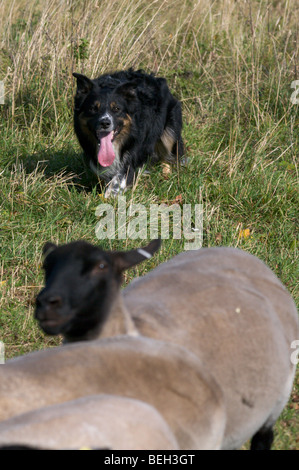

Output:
xmin=35 ymin=239 xmax=161 ymax=340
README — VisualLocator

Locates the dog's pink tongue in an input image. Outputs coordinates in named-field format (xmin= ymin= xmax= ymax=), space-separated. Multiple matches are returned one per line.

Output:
xmin=98 ymin=132 xmax=115 ymax=167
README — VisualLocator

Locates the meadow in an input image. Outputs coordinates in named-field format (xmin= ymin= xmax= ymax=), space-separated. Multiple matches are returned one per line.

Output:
xmin=0 ymin=0 xmax=298 ymax=449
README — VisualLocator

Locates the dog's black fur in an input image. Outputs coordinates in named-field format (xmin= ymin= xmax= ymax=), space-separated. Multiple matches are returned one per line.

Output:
xmin=73 ymin=69 xmax=184 ymax=196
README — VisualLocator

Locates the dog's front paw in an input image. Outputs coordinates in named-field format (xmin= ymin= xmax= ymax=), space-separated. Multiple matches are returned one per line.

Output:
xmin=104 ymin=175 xmax=127 ymax=198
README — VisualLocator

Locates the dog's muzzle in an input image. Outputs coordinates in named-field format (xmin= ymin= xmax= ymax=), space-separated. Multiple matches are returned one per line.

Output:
xmin=97 ymin=114 xmax=114 ymax=135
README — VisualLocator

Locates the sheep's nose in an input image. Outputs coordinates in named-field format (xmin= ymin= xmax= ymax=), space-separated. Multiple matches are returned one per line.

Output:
xmin=46 ymin=295 xmax=63 ymax=308
xmin=36 ymin=293 xmax=63 ymax=310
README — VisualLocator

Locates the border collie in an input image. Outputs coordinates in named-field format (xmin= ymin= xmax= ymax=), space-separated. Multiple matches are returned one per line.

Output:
xmin=73 ymin=69 xmax=184 ymax=196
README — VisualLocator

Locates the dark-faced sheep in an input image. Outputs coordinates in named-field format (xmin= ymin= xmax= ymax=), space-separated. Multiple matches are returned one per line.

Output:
xmin=0 ymin=240 xmax=298 ymax=450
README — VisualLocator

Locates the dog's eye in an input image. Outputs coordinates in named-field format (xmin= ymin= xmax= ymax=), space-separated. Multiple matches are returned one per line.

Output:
xmin=88 ymin=101 xmax=100 ymax=114
xmin=111 ymin=104 xmax=120 ymax=113
xmin=89 ymin=105 xmax=97 ymax=113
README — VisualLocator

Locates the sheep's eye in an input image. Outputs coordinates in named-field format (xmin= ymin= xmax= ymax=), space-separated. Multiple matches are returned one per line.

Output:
xmin=91 ymin=260 xmax=108 ymax=275
xmin=97 ymin=261 xmax=108 ymax=271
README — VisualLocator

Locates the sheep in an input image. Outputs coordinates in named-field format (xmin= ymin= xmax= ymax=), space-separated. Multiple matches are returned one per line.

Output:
xmin=0 ymin=240 xmax=298 ymax=449
xmin=0 ymin=394 xmax=179 ymax=450
xmin=0 ymin=336 xmax=226 ymax=450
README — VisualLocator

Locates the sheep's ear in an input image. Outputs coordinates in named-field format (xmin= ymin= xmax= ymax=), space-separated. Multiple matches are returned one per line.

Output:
xmin=111 ymin=239 xmax=161 ymax=272
xmin=73 ymin=73 xmax=93 ymax=95
xmin=42 ymin=242 xmax=57 ymax=259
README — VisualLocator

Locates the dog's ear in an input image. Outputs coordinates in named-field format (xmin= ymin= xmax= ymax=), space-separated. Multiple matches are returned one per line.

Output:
xmin=73 ymin=73 xmax=94 ymax=95
xmin=114 ymin=81 xmax=138 ymax=101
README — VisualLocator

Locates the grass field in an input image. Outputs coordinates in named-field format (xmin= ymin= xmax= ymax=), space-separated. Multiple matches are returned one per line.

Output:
xmin=0 ymin=0 xmax=298 ymax=449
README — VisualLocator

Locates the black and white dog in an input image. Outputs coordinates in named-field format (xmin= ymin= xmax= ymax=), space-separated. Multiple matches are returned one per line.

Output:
xmin=73 ymin=69 xmax=184 ymax=196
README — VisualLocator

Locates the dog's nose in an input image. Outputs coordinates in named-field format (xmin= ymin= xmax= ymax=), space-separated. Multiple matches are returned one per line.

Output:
xmin=99 ymin=115 xmax=112 ymax=131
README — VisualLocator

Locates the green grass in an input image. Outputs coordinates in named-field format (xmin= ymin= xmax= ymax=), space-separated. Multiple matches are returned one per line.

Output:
xmin=0 ymin=0 xmax=298 ymax=449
